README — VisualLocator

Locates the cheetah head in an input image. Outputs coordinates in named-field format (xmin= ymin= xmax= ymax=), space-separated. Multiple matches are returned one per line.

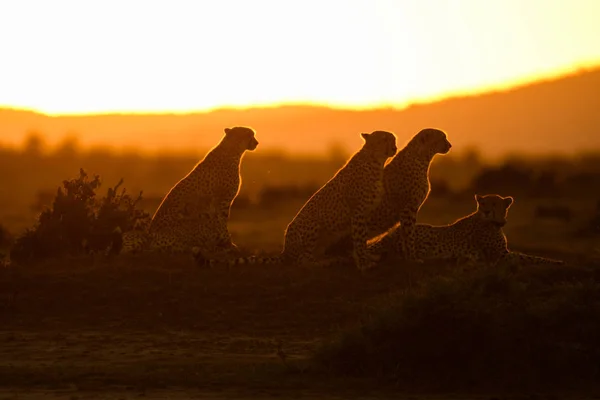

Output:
xmin=475 ymin=194 xmax=514 ymax=227
xmin=224 ymin=126 xmax=259 ymax=151
xmin=361 ymin=130 xmax=398 ymax=158
xmin=412 ymin=128 xmax=452 ymax=155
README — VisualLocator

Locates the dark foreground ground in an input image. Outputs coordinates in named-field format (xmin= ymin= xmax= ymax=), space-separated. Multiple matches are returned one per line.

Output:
xmin=1 ymin=199 xmax=599 ymax=399
xmin=1 ymin=253 xmax=598 ymax=399
xmin=0 ymin=253 xmax=411 ymax=398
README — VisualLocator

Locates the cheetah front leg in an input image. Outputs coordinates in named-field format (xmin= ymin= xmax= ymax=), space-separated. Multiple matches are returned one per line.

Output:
xmin=350 ymin=212 xmax=377 ymax=272
xmin=396 ymin=206 xmax=423 ymax=289
xmin=399 ymin=206 xmax=423 ymax=264
xmin=214 ymin=198 xmax=240 ymax=256
xmin=481 ymin=236 xmax=511 ymax=267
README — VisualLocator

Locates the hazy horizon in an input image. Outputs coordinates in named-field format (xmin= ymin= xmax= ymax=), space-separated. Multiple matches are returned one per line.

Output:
xmin=2 ymin=3 xmax=600 ymax=394
xmin=1 ymin=0 xmax=599 ymax=159
xmin=1 ymin=64 xmax=597 ymax=118
xmin=0 ymin=64 xmax=597 ymax=118
xmin=1 ymin=0 xmax=600 ymax=115
xmin=2 ymin=67 xmax=599 ymax=159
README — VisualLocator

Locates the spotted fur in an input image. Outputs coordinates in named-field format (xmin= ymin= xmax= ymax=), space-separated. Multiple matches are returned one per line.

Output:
xmin=327 ymin=128 xmax=452 ymax=262
xmin=369 ymin=194 xmax=565 ymax=267
xmin=195 ymin=130 xmax=398 ymax=271
xmin=121 ymin=126 xmax=258 ymax=259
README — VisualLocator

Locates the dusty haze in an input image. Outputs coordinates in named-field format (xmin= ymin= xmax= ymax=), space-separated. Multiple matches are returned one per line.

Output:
xmin=1 ymin=68 xmax=598 ymax=159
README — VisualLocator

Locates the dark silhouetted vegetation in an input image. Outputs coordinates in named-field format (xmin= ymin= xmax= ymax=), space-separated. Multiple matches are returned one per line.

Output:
xmin=10 ymin=168 xmax=150 ymax=264
xmin=2 ymin=135 xmax=600 ymax=237
xmin=1 ymin=134 xmax=600 ymax=396
xmin=313 ymin=263 xmax=600 ymax=391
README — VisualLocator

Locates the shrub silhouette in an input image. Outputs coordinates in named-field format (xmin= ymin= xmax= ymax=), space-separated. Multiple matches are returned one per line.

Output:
xmin=563 ymin=171 xmax=600 ymax=199
xmin=533 ymin=204 xmax=573 ymax=222
xmin=313 ymin=264 xmax=600 ymax=391
xmin=470 ymin=163 xmax=535 ymax=196
xmin=530 ymin=170 xmax=560 ymax=198
xmin=11 ymin=168 xmax=150 ymax=264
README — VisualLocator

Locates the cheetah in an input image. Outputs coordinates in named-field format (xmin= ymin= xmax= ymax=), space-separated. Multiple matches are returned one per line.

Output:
xmin=121 ymin=126 xmax=258 ymax=259
xmin=327 ymin=128 xmax=452 ymax=262
xmin=195 ymin=130 xmax=398 ymax=271
xmin=369 ymin=194 xmax=565 ymax=267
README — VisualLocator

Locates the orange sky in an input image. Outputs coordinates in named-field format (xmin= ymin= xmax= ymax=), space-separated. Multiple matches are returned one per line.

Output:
xmin=0 ymin=0 xmax=599 ymax=115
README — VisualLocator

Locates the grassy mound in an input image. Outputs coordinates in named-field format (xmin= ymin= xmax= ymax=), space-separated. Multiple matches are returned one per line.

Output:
xmin=313 ymin=262 xmax=600 ymax=392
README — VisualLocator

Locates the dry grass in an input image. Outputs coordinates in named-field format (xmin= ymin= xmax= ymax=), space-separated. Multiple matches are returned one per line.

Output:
xmin=0 ymin=199 xmax=599 ymax=399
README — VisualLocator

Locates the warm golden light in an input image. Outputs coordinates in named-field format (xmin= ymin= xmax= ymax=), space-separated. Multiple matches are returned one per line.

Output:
xmin=1 ymin=0 xmax=599 ymax=115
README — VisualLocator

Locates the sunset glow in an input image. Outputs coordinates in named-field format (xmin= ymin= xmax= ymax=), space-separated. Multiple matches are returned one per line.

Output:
xmin=1 ymin=0 xmax=599 ymax=115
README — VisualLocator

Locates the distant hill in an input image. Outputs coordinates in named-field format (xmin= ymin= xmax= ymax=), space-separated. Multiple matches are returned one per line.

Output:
xmin=1 ymin=67 xmax=599 ymax=158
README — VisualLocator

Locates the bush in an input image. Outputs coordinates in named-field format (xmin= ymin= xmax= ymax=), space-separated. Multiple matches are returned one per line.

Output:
xmin=470 ymin=163 xmax=535 ymax=197
xmin=313 ymin=264 xmax=600 ymax=391
xmin=11 ymin=168 xmax=150 ymax=264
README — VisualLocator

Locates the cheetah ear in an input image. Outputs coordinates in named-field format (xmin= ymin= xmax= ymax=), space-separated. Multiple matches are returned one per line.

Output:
xmin=361 ymin=132 xmax=370 ymax=141
xmin=224 ymin=127 xmax=232 ymax=135
xmin=503 ymin=196 xmax=514 ymax=208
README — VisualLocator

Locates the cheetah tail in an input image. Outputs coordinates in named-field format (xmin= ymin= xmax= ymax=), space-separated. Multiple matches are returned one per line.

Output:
xmin=508 ymin=251 xmax=565 ymax=266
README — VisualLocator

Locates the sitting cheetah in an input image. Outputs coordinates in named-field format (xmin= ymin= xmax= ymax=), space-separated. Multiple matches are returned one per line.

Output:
xmin=369 ymin=194 xmax=564 ymax=267
xmin=121 ymin=126 xmax=258 ymax=258
xmin=195 ymin=130 xmax=398 ymax=271
xmin=327 ymin=128 xmax=452 ymax=262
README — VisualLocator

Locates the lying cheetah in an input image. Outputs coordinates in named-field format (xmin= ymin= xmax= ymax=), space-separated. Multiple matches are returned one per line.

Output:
xmin=121 ymin=126 xmax=258 ymax=258
xmin=195 ymin=130 xmax=398 ymax=270
xmin=327 ymin=128 xmax=452 ymax=262
xmin=369 ymin=194 xmax=564 ymax=267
